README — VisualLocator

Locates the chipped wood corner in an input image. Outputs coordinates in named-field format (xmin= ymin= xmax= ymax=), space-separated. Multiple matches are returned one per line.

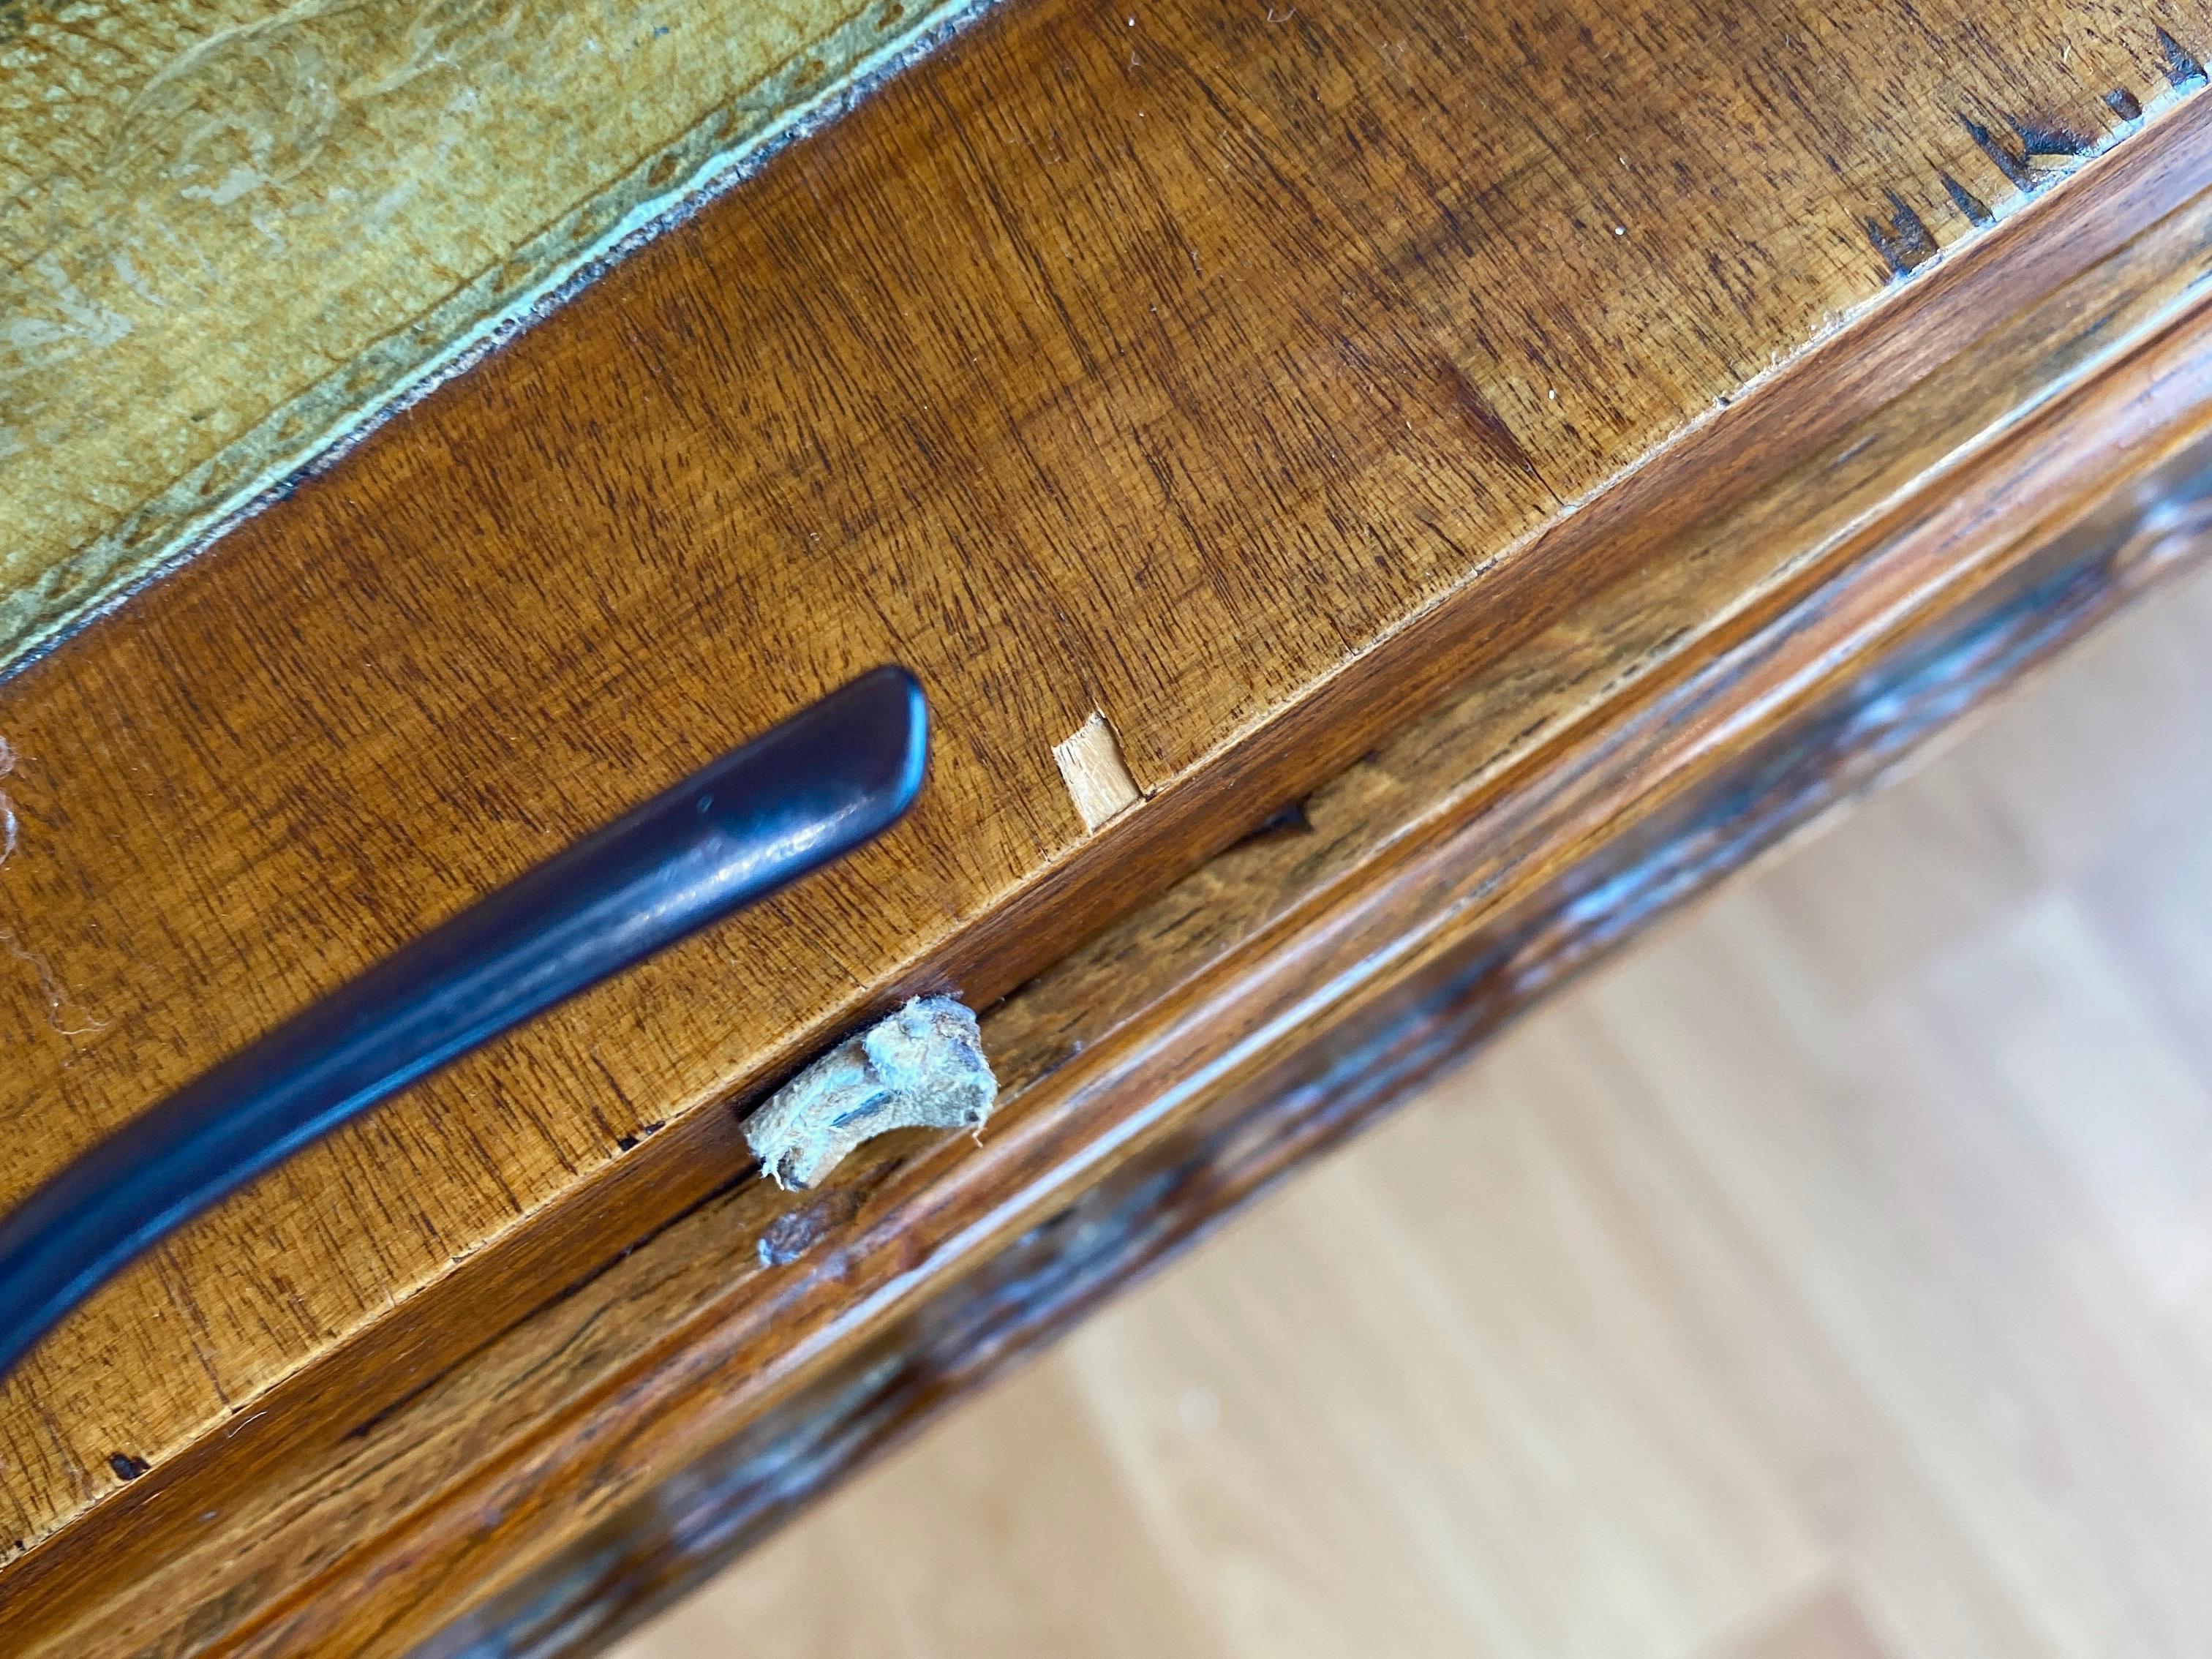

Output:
xmin=1053 ymin=711 xmax=1143 ymax=832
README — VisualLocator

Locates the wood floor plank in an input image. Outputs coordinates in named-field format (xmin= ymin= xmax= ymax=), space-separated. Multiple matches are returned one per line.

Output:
xmin=658 ymin=1362 xmax=1220 ymax=1658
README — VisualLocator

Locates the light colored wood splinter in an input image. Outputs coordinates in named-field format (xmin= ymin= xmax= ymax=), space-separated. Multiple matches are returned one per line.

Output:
xmin=1053 ymin=712 xmax=1142 ymax=832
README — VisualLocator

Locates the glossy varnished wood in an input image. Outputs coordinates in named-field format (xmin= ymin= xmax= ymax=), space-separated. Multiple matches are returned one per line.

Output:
xmin=419 ymin=281 xmax=2212 ymax=1658
xmin=7 ymin=85 xmax=2212 ymax=1652
xmin=472 ymin=484 xmax=2212 ymax=1659
xmin=611 ymin=555 xmax=2212 ymax=1659
xmin=4 ymin=0 xmax=2212 ymax=1647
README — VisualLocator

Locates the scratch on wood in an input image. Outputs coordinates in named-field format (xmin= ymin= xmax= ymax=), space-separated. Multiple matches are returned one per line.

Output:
xmin=0 ymin=736 xmax=106 ymax=1038
xmin=1433 ymin=358 xmax=1546 ymax=486
xmin=1941 ymin=172 xmax=1995 ymax=226
xmin=1895 ymin=29 xmax=2211 ymax=283
xmin=2009 ymin=114 xmax=2095 ymax=160
xmin=0 ymin=735 xmax=15 ymax=870
xmin=1961 ymin=115 xmax=2036 ymax=189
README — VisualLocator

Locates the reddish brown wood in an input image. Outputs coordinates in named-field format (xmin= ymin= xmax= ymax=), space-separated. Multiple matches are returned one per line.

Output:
xmin=3 ymin=0 xmax=2211 ymax=1649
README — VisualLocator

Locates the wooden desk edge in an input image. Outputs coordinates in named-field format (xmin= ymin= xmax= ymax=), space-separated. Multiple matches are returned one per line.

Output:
xmin=3 ymin=85 xmax=2208 ymax=1655
xmin=440 ymin=437 xmax=2212 ymax=1659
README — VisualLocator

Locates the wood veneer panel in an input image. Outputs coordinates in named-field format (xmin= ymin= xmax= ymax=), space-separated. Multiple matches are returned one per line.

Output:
xmin=1 ymin=0 xmax=2209 ymax=1633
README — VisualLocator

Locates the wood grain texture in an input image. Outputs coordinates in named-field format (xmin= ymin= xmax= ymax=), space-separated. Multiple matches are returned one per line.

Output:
xmin=4 ymin=0 xmax=2212 ymax=1644
xmin=0 ymin=0 xmax=975 ymax=668
xmin=7 ymin=84 xmax=2212 ymax=1652
xmin=416 ymin=320 xmax=2212 ymax=1659
xmin=610 ymin=552 xmax=2212 ymax=1659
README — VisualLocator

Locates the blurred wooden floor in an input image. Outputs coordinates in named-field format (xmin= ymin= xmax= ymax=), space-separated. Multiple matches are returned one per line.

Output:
xmin=611 ymin=559 xmax=2212 ymax=1659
